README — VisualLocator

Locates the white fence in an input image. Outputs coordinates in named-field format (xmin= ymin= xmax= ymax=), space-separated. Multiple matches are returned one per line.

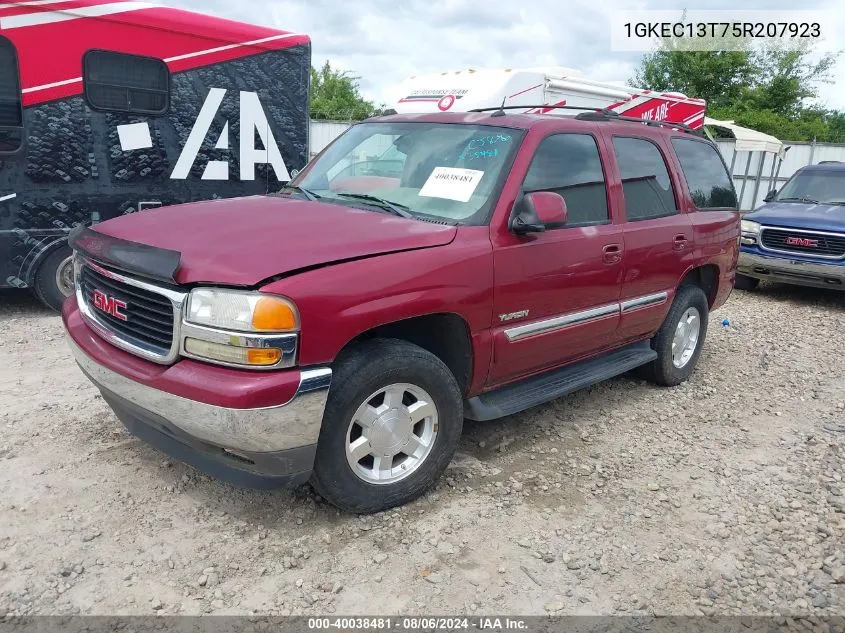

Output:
xmin=308 ymin=121 xmax=845 ymax=211
xmin=309 ymin=120 xmax=353 ymax=158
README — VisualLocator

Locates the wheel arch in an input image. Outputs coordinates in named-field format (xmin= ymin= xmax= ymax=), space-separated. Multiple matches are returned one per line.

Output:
xmin=678 ymin=263 xmax=720 ymax=309
xmin=336 ymin=312 xmax=474 ymax=396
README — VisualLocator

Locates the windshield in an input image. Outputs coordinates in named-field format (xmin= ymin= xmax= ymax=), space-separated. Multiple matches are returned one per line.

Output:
xmin=289 ymin=121 xmax=524 ymax=224
xmin=776 ymin=169 xmax=845 ymax=205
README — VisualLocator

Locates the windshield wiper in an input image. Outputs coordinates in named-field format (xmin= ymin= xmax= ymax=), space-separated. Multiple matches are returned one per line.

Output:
xmin=278 ymin=185 xmax=321 ymax=201
xmin=824 ymin=200 xmax=845 ymax=206
xmin=334 ymin=192 xmax=414 ymax=218
xmin=778 ymin=196 xmax=819 ymax=204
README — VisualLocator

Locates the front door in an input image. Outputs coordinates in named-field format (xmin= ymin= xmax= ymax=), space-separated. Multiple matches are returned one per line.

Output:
xmin=606 ymin=135 xmax=695 ymax=342
xmin=488 ymin=131 xmax=624 ymax=387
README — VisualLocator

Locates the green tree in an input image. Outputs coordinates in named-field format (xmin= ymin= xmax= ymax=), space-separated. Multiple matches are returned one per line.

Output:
xmin=309 ymin=60 xmax=382 ymax=121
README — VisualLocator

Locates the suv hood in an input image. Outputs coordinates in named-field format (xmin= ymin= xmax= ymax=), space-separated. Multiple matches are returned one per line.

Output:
xmin=745 ymin=201 xmax=845 ymax=233
xmin=86 ymin=195 xmax=458 ymax=286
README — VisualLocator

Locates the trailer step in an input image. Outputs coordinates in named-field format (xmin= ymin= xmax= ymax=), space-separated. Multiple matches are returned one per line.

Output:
xmin=463 ymin=341 xmax=657 ymax=421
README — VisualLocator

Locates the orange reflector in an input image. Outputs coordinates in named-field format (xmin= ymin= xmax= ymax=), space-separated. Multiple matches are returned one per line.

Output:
xmin=251 ymin=296 xmax=297 ymax=331
xmin=247 ymin=348 xmax=282 ymax=365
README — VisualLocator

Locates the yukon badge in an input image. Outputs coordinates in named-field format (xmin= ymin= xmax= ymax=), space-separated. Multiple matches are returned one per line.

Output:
xmin=499 ymin=310 xmax=529 ymax=322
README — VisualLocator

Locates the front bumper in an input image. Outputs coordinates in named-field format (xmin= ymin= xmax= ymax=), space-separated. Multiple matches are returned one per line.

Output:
xmin=64 ymin=297 xmax=332 ymax=488
xmin=738 ymin=249 xmax=845 ymax=290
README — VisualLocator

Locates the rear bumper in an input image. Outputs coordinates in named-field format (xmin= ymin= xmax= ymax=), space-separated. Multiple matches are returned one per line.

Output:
xmin=738 ymin=249 xmax=845 ymax=290
xmin=63 ymin=296 xmax=332 ymax=487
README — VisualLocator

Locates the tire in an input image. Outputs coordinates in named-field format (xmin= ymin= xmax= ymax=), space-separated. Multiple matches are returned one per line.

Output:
xmin=310 ymin=338 xmax=464 ymax=514
xmin=638 ymin=285 xmax=709 ymax=387
xmin=32 ymin=245 xmax=74 ymax=312
xmin=734 ymin=274 xmax=760 ymax=291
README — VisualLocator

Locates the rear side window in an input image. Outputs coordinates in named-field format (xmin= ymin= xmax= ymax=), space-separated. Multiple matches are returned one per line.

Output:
xmin=612 ymin=137 xmax=677 ymax=221
xmin=0 ymin=36 xmax=23 ymax=153
xmin=83 ymin=50 xmax=170 ymax=115
xmin=522 ymin=133 xmax=609 ymax=227
xmin=671 ymin=138 xmax=738 ymax=209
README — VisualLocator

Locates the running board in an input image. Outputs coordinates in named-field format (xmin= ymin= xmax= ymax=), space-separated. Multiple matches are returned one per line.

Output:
xmin=464 ymin=341 xmax=657 ymax=421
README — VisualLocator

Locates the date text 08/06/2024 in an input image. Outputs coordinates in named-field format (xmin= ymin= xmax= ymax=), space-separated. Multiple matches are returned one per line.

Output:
xmin=307 ymin=617 xmax=529 ymax=630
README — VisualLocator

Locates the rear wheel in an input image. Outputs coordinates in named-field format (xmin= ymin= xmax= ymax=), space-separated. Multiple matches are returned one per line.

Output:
xmin=310 ymin=338 xmax=463 ymax=514
xmin=32 ymin=245 xmax=74 ymax=312
xmin=639 ymin=285 xmax=709 ymax=387
xmin=734 ymin=274 xmax=760 ymax=291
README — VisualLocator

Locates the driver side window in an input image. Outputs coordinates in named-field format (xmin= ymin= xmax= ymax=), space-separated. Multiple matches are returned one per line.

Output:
xmin=522 ymin=133 xmax=609 ymax=227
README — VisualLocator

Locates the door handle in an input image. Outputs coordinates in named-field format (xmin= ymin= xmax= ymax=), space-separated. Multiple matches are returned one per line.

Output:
xmin=673 ymin=234 xmax=688 ymax=251
xmin=602 ymin=243 xmax=622 ymax=265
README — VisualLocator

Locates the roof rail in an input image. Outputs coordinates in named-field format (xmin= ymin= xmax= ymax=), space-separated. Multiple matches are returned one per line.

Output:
xmin=468 ymin=104 xmax=703 ymax=136
xmin=818 ymin=160 xmax=843 ymax=164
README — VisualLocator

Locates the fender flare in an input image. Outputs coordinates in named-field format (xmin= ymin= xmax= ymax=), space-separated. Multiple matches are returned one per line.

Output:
xmin=20 ymin=235 xmax=72 ymax=286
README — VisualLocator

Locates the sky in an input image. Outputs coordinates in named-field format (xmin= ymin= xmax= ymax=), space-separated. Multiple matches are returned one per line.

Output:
xmin=174 ymin=0 xmax=845 ymax=112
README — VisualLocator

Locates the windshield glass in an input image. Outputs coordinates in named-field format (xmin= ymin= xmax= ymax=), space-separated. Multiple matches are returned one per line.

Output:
xmin=290 ymin=121 xmax=524 ymax=224
xmin=776 ymin=169 xmax=845 ymax=205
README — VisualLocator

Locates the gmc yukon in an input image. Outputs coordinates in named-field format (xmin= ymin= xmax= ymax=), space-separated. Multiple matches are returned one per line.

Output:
xmin=62 ymin=108 xmax=740 ymax=513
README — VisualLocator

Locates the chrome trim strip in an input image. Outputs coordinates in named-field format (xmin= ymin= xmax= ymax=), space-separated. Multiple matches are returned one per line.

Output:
xmin=74 ymin=255 xmax=186 ymax=365
xmin=503 ymin=289 xmax=673 ymax=342
xmin=759 ymin=226 xmax=845 ymax=261
xmin=180 ymin=322 xmax=298 ymax=370
xmin=504 ymin=302 xmax=619 ymax=342
xmin=67 ymin=335 xmax=331 ymax=453
xmin=620 ymin=291 xmax=668 ymax=313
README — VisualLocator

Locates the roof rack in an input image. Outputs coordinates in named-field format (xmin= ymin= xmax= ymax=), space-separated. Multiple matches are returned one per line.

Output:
xmin=818 ymin=160 xmax=843 ymax=164
xmin=468 ymin=104 xmax=703 ymax=136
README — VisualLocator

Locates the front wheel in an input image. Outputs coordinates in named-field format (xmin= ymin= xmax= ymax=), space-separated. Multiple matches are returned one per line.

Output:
xmin=639 ymin=285 xmax=710 ymax=387
xmin=310 ymin=338 xmax=463 ymax=514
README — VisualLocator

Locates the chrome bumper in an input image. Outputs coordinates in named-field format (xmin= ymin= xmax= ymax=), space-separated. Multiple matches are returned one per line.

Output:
xmin=738 ymin=250 xmax=845 ymax=288
xmin=67 ymin=337 xmax=331 ymax=453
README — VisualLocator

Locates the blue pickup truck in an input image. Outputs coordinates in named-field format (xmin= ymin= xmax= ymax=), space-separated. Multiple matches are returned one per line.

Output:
xmin=736 ymin=161 xmax=845 ymax=292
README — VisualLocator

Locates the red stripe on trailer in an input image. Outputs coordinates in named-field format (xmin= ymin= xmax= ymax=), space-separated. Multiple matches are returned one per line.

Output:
xmin=507 ymin=82 xmax=543 ymax=99
xmin=8 ymin=5 xmax=309 ymax=106
xmin=0 ymin=0 xmax=115 ymax=18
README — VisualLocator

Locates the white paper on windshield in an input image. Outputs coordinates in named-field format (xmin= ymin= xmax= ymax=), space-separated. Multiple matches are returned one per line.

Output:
xmin=418 ymin=167 xmax=484 ymax=202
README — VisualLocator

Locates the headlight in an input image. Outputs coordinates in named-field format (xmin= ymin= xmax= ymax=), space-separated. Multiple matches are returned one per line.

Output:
xmin=741 ymin=219 xmax=760 ymax=234
xmin=181 ymin=289 xmax=299 ymax=369
xmin=186 ymin=288 xmax=298 ymax=332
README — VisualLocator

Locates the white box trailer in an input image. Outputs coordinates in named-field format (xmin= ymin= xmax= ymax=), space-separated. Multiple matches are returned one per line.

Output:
xmin=387 ymin=66 xmax=706 ymax=129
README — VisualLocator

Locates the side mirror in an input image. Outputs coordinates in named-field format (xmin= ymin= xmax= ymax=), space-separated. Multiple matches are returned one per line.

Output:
xmin=763 ymin=188 xmax=777 ymax=203
xmin=512 ymin=192 xmax=568 ymax=235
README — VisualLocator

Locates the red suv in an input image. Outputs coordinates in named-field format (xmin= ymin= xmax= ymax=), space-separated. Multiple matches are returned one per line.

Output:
xmin=62 ymin=108 xmax=740 ymax=513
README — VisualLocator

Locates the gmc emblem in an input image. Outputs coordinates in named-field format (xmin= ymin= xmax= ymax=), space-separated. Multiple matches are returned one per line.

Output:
xmin=785 ymin=236 xmax=819 ymax=247
xmin=92 ymin=289 xmax=128 ymax=321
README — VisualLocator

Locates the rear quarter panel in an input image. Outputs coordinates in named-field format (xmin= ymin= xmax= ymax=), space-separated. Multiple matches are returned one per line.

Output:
xmin=260 ymin=226 xmax=495 ymax=394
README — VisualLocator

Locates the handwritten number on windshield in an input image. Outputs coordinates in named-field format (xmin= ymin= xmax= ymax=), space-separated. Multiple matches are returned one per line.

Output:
xmin=460 ymin=134 xmax=512 ymax=161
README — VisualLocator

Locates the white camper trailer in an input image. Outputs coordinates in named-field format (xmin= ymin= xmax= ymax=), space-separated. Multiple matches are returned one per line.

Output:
xmin=388 ymin=67 xmax=706 ymax=129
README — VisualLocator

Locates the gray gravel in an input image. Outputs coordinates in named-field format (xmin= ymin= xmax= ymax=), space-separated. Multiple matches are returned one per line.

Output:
xmin=0 ymin=282 xmax=844 ymax=616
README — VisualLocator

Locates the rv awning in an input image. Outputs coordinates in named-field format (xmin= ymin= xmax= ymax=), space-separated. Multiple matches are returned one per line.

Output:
xmin=704 ymin=117 xmax=784 ymax=157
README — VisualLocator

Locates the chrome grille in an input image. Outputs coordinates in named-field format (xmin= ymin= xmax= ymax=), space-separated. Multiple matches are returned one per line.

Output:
xmin=760 ymin=227 xmax=845 ymax=259
xmin=75 ymin=258 xmax=186 ymax=364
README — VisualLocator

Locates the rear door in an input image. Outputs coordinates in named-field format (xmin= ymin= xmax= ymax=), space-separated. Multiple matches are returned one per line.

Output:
xmin=488 ymin=130 xmax=623 ymax=386
xmin=606 ymin=135 xmax=695 ymax=342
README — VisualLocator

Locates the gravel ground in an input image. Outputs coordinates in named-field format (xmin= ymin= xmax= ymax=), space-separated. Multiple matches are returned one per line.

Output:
xmin=1 ymin=283 xmax=844 ymax=617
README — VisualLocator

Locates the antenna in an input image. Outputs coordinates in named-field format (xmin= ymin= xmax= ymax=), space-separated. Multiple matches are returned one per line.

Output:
xmin=490 ymin=96 xmax=507 ymax=117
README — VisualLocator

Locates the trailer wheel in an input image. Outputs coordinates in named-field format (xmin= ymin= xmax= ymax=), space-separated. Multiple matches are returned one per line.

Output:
xmin=32 ymin=245 xmax=74 ymax=312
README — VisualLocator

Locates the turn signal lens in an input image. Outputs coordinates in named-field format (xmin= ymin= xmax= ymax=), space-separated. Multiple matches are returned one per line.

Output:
xmin=246 ymin=348 xmax=282 ymax=365
xmin=184 ymin=338 xmax=282 ymax=367
xmin=251 ymin=296 xmax=298 ymax=331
